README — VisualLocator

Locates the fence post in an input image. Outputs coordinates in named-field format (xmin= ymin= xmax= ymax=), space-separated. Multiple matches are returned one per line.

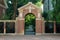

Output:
xmin=54 ymin=21 xmax=56 ymax=34
xmin=4 ymin=22 xmax=6 ymax=34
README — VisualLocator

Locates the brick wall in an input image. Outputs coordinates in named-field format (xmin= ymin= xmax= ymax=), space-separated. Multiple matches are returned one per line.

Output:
xmin=0 ymin=6 xmax=3 ymax=18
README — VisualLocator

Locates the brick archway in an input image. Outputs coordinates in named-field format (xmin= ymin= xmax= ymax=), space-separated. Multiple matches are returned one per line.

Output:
xmin=16 ymin=2 xmax=44 ymax=35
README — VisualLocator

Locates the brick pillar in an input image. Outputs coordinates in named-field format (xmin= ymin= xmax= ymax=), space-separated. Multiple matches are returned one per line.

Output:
xmin=36 ymin=20 xmax=42 ymax=35
xmin=54 ymin=21 xmax=56 ymax=34
xmin=16 ymin=19 xmax=24 ymax=35
xmin=42 ymin=21 xmax=45 ymax=34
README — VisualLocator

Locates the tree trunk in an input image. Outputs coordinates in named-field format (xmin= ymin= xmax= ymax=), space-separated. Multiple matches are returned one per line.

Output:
xmin=12 ymin=0 xmax=17 ymax=20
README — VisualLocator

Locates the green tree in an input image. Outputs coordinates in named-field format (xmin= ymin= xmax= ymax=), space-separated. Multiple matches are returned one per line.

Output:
xmin=4 ymin=0 xmax=42 ymax=20
xmin=4 ymin=0 xmax=17 ymax=20
xmin=17 ymin=0 xmax=42 ymax=8
xmin=25 ymin=13 xmax=36 ymax=26
xmin=4 ymin=0 xmax=14 ymax=20
xmin=52 ymin=0 xmax=60 ymax=21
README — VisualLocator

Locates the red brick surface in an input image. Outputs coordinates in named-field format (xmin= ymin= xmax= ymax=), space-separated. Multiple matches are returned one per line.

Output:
xmin=36 ymin=20 xmax=42 ymax=33
xmin=16 ymin=20 xmax=24 ymax=33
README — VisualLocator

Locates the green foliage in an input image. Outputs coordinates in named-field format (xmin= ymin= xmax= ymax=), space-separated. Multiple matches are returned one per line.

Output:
xmin=3 ymin=0 xmax=15 ymax=20
xmin=52 ymin=0 xmax=60 ymax=21
xmin=25 ymin=13 xmax=35 ymax=25
xmin=56 ymin=13 xmax=60 ymax=21
xmin=25 ymin=13 xmax=36 ymax=29
xmin=17 ymin=0 xmax=42 ymax=8
xmin=1 ymin=0 xmax=16 ymax=20
xmin=43 ymin=12 xmax=48 ymax=21
xmin=43 ymin=0 xmax=60 ymax=21
xmin=35 ymin=0 xmax=42 ymax=7
xmin=4 ymin=0 xmax=42 ymax=20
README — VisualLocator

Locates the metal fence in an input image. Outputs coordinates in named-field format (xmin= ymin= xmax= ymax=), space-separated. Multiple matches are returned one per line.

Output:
xmin=0 ymin=20 xmax=16 ymax=35
xmin=0 ymin=20 xmax=60 ymax=35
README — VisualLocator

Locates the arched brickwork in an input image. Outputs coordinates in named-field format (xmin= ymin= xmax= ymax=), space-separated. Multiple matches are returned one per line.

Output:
xmin=16 ymin=2 xmax=44 ymax=35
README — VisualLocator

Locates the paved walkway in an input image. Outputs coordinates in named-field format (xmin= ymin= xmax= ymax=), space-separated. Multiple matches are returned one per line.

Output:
xmin=0 ymin=35 xmax=60 ymax=40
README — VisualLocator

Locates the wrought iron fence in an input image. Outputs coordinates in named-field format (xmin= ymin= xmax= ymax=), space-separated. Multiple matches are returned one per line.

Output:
xmin=0 ymin=20 xmax=60 ymax=35
xmin=0 ymin=20 xmax=16 ymax=34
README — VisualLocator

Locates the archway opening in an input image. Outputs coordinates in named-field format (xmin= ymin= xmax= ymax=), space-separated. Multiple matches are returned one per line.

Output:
xmin=24 ymin=13 xmax=36 ymax=35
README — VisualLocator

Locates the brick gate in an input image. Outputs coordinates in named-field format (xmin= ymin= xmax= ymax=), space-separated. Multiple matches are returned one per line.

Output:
xmin=16 ymin=2 xmax=44 ymax=35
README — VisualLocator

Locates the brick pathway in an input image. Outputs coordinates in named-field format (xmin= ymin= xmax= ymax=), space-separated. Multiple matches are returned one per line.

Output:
xmin=0 ymin=35 xmax=60 ymax=40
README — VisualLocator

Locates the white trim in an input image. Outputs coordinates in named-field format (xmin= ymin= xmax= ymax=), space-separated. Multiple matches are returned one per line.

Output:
xmin=36 ymin=33 xmax=42 ymax=35
xmin=19 ymin=13 xmax=23 ymax=18
xmin=38 ymin=13 xmax=41 ymax=18
xmin=15 ymin=33 xmax=24 ymax=35
xmin=4 ymin=0 xmax=8 ymax=8
xmin=25 ymin=5 xmax=35 ymax=13
xmin=36 ymin=18 xmax=41 ymax=20
xmin=0 ymin=20 xmax=16 ymax=22
xmin=4 ymin=33 xmax=16 ymax=35
xmin=29 ymin=6 xmax=32 ymax=13
xmin=54 ymin=32 xmax=56 ymax=34
xmin=0 ymin=4 xmax=6 ymax=9
xmin=19 ymin=18 xmax=24 ymax=20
